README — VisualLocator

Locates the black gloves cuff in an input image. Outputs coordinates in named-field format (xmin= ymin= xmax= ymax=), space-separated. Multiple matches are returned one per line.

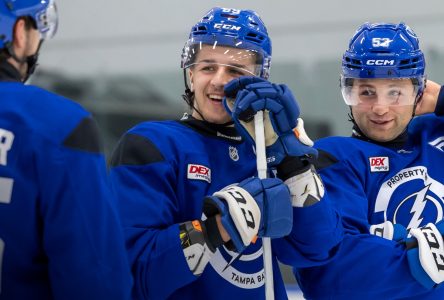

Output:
xmin=203 ymin=216 xmax=224 ymax=252
xmin=276 ymin=156 xmax=311 ymax=181
xmin=435 ymin=85 xmax=444 ymax=116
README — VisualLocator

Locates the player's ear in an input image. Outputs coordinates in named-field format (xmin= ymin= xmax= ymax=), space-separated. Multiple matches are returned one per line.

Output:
xmin=12 ymin=19 xmax=27 ymax=51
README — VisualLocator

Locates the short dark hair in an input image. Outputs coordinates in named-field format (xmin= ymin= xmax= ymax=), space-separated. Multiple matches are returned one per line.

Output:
xmin=21 ymin=16 xmax=38 ymax=31
xmin=1 ymin=16 xmax=37 ymax=57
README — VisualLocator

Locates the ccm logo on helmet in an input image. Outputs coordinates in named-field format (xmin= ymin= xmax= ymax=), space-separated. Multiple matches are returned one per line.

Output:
xmin=214 ymin=23 xmax=241 ymax=31
xmin=366 ymin=60 xmax=395 ymax=66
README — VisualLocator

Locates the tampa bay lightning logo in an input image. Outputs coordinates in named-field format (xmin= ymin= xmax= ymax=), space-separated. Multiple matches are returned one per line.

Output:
xmin=209 ymin=241 xmax=265 ymax=289
xmin=393 ymin=184 xmax=443 ymax=230
xmin=374 ymin=166 xmax=444 ymax=230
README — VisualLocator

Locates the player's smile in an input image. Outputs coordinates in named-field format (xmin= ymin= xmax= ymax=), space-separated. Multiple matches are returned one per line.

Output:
xmin=369 ymin=117 xmax=394 ymax=127
xmin=208 ymin=93 xmax=224 ymax=103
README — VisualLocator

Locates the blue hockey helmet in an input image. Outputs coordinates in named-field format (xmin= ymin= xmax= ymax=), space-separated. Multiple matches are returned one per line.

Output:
xmin=0 ymin=0 xmax=58 ymax=49
xmin=341 ymin=22 xmax=426 ymax=106
xmin=181 ymin=7 xmax=272 ymax=79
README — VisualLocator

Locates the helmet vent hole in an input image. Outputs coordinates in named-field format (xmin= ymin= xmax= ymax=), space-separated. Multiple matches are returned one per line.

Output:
xmin=221 ymin=14 xmax=238 ymax=19
xmin=400 ymin=59 xmax=410 ymax=65
xmin=245 ymin=32 xmax=265 ymax=44
xmin=192 ymin=26 xmax=208 ymax=35
xmin=399 ymin=64 xmax=417 ymax=70
xmin=345 ymin=64 xmax=359 ymax=69
xmin=370 ymin=50 xmax=390 ymax=53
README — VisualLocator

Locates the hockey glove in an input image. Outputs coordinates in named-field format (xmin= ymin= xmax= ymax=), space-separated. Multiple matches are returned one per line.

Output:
xmin=224 ymin=76 xmax=318 ymax=166
xmin=203 ymin=177 xmax=293 ymax=253
xmin=276 ymin=156 xmax=325 ymax=207
xmin=369 ymin=220 xmax=408 ymax=243
xmin=406 ymin=222 xmax=444 ymax=289
xmin=179 ymin=220 xmax=215 ymax=276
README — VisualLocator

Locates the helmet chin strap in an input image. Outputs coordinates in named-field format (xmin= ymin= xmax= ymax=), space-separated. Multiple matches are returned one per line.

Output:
xmin=7 ymin=40 xmax=43 ymax=83
xmin=190 ymin=98 xmax=234 ymax=127
xmin=411 ymin=87 xmax=425 ymax=118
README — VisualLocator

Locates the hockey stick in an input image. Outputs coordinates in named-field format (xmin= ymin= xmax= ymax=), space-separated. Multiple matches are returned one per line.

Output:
xmin=254 ymin=111 xmax=274 ymax=300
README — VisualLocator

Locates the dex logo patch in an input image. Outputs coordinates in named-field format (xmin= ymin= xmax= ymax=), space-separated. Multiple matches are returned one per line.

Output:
xmin=187 ymin=164 xmax=211 ymax=183
xmin=369 ymin=156 xmax=389 ymax=172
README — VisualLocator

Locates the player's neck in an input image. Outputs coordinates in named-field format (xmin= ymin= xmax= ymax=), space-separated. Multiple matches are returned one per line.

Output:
xmin=0 ymin=59 xmax=22 ymax=82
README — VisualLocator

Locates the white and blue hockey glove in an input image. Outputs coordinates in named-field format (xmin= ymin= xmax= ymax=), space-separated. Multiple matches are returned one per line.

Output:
xmin=203 ymin=177 xmax=293 ymax=253
xmin=406 ymin=222 xmax=444 ymax=289
xmin=275 ymin=156 xmax=325 ymax=207
xmin=369 ymin=220 xmax=408 ymax=243
xmin=224 ymin=76 xmax=318 ymax=166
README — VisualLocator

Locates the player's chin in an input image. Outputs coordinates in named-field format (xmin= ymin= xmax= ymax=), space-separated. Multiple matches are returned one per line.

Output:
xmin=206 ymin=111 xmax=232 ymax=124
xmin=367 ymin=129 xmax=398 ymax=142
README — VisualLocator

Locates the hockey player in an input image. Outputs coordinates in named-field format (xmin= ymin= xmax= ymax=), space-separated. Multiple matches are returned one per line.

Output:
xmin=109 ymin=7 xmax=342 ymax=300
xmin=0 ymin=1 xmax=132 ymax=299
xmin=291 ymin=23 xmax=444 ymax=299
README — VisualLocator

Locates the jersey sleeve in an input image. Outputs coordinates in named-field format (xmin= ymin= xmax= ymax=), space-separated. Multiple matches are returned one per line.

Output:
xmin=109 ymin=132 xmax=197 ymax=300
xmin=297 ymin=153 xmax=431 ymax=299
xmin=273 ymin=194 xmax=343 ymax=268
xmin=37 ymin=117 xmax=132 ymax=300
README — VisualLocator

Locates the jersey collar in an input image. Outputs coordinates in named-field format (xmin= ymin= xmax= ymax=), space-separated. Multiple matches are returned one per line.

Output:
xmin=351 ymin=124 xmax=408 ymax=149
xmin=179 ymin=113 xmax=243 ymax=143
xmin=0 ymin=59 xmax=22 ymax=82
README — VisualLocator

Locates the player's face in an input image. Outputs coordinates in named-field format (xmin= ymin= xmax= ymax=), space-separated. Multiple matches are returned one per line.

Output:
xmin=189 ymin=45 xmax=257 ymax=124
xmin=351 ymin=79 xmax=416 ymax=142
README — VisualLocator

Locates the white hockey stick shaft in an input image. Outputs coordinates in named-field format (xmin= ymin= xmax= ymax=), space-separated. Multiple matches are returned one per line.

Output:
xmin=254 ymin=111 xmax=274 ymax=300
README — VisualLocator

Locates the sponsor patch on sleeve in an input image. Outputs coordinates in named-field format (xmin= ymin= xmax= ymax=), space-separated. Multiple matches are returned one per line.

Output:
xmin=369 ymin=156 xmax=389 ymax=172
xmin=187 ymin=164 xmax=211 ymax=183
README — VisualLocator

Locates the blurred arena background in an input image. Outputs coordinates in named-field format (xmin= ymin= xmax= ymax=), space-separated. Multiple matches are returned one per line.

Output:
xmin=30 ymin=1 xmax=444 ymax=298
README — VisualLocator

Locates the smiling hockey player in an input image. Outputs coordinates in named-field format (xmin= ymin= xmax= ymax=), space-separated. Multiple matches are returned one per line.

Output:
xmin=109 ymin=7 xmax=342 ymax=300
xmin=294 ymin=22 xmax=444 ymax=299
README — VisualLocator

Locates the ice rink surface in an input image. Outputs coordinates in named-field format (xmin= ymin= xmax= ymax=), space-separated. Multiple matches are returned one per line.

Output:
xmin=286 ymin=285 xmax=305 ymax=299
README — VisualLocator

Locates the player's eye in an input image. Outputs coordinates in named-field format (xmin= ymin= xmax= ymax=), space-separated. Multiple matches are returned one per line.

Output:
xmin=388 ymin=89 xmax=402 ymax=97
xmin=359 ymin=87 xmax=376 ymax=97
xmin=228 ymin=67 xmax=245 ymax=76
xmin=200 ymin=65 xmax=216 ymax=72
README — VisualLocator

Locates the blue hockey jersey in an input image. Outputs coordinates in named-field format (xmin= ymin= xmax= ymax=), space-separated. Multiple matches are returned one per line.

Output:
xmin=0 ymin=63 xmax=132 ymax=299
xmin=296 ymin=110 xmax=444 ymax=299
xmin=109 ymin=116 xmax=342 ymax=300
